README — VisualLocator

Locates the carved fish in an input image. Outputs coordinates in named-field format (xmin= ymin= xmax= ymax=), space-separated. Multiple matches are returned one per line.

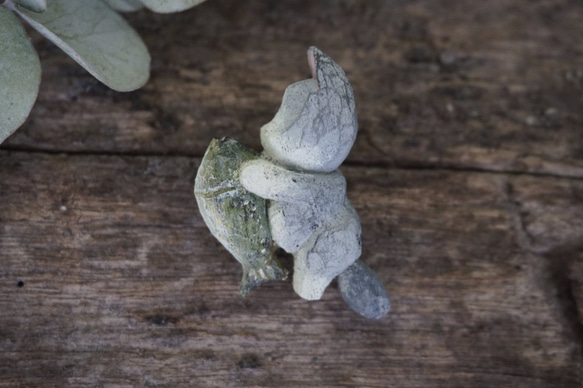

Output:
xmin=194 ymin=137 xmax=288 ymax=296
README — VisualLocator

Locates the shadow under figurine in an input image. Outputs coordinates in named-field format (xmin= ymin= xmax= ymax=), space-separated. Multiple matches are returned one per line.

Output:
xmin=195 ymin=47 xmax=390 ymax=320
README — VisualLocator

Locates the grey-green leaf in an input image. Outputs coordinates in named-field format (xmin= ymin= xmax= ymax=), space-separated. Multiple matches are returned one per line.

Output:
xmin=15 ymin=0 xmax=47 ymax=13
xmin=14 ymin=0 xmax=150 ymax=92
xmin=104 ymin=0 xmax=144 ymax=12
xmin=140 ymin=0 xmax=207 ymax=13
xmin=0 ymin=7 xmax=41 ymax=144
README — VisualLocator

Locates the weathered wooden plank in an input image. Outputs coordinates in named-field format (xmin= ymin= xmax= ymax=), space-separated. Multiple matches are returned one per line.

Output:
xmin=0 ymin=151 xmax=581 ymax=387
xmin=572 ymin=259 xmax=583 ymax=328
xmin=2 ymin=0 xmax=583 ymax=177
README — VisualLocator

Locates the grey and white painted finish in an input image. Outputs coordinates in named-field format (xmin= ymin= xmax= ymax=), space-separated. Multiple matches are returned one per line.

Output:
xmin=196 ymin=47 xmax=390 ymax=319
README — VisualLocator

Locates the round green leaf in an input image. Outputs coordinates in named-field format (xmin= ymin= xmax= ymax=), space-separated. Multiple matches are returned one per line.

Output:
xmin=15 ymin=0 xmax=47 ymax=13
xmin=140 ymin=0 xmax=207 ymax=13
xmin=0 ymin=7 xmax=41 ymax=144
xmin=104 ymin=0 xmax=144 ymax=12
xmin=15 ymin=0 xmax=150 ymax=92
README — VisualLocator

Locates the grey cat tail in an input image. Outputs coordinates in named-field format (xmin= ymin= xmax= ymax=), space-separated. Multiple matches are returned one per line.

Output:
xmin=338 ymin=260 xmax=390 ymax=320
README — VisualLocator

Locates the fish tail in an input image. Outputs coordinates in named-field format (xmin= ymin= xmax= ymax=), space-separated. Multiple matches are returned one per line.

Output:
xmin=239 ymin=254 xmax=288 ymax=297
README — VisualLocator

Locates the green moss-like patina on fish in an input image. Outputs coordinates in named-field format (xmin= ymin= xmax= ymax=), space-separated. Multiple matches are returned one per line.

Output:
xmin=194 ymin=137 xmax=288 ymax=296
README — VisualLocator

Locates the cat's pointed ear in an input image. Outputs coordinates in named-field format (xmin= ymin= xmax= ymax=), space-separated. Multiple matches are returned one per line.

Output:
xmin=260 ymin=47 xmax=358 ymax=172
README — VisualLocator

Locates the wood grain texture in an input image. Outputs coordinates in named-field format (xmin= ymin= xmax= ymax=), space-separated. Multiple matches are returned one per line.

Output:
xmin=3 ymin=0 xmax=583 ymax=177
xmin=1 ymin=153 xmax=581 ymax=387
xmin=0 ymin=0 xmax=582 ymax=386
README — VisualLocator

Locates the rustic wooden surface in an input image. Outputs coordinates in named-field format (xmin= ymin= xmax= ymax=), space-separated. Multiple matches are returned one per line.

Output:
xmin=1 ymin=0 xmax=582 ymax=386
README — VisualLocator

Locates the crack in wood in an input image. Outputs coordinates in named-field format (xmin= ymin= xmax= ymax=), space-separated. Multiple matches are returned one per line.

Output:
xmin=1 ymin=148 xmax=582 ymax=182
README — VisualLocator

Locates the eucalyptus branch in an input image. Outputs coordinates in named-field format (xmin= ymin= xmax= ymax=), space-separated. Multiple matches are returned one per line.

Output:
xmin=0 ymin=0 xmax=208 ymax=144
